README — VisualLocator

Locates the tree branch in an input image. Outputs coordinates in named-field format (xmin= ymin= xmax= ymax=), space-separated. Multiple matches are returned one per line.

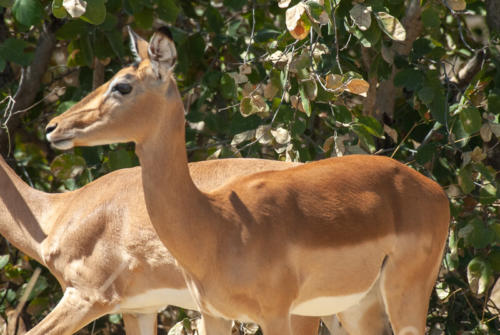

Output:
xmin=0 ymin=21 xmax=58 ymax=156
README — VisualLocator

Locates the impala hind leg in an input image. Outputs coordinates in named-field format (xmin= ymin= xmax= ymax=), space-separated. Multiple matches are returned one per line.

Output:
xmin=25 ymin=287 xmax=109 ymax=335
xmin=123 ymin=313 xmax=157 ymax=335
xmin=379 ymin=255 xmax=441 ymax=335
xmin=260 ymin=315 xmax=293 ymax=335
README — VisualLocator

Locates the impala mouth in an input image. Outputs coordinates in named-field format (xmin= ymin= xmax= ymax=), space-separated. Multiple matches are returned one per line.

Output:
xmin=47 ymin=135 xmax=75 ymax=150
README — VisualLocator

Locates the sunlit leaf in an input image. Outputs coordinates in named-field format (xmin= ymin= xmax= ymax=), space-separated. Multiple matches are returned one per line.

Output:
xmin=447 ymin=0 xmax=466 ymax=11
xmin=0 ymin=255 xmax=9 ymax=270
xmin=374 ymin=12 xmax=406 ymax=41
xmin=62 ymin=0 xmax=86 ymax=18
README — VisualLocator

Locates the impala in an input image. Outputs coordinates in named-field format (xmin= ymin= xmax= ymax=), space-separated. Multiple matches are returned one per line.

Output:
xmin=1 ymin=155 xmax=333 ymax=334
xmin=45 ymin=27 xmax=450 ymax=335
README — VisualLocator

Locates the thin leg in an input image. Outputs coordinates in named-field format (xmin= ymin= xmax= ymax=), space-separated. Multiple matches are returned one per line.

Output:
xmin=260 ymin=315 xmax=292 ymax=335
xmin=25 ymin=288 xmax=108 ymax=335
xmin=321 ymin=315 xmax=349 ymax=335
xmin=290 ymin=315 xmax=320 ymax=334
xmin=123 ymin=313 xmax=158 ymax=335
xmin=197 ymin=313 xmax=233 ymax=335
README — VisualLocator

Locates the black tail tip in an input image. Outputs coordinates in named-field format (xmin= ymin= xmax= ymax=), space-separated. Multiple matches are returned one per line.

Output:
xmin=157 ymin=26 xmax=173 ymax=40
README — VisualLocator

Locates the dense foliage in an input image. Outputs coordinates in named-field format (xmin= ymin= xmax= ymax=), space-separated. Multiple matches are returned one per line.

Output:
xmin=0 ymin=0 xmax=499 ymax=333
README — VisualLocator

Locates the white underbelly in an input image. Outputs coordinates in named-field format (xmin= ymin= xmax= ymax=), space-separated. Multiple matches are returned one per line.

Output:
xmin=117 ymin=288 xmax=198 ymax=314
xmin=291 ymin=291 xmax=368 ymax=316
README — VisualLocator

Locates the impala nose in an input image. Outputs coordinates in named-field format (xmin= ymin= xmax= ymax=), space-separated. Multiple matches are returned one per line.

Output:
xmin=45 ymin=123 xmax=57 ymax=135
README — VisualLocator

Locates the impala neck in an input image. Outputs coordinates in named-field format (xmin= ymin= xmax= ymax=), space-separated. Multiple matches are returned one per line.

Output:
xmin=135 ymin=78 xmax=216 ymax=277
xmin=0 ymin=157 xmax=55 ymax=263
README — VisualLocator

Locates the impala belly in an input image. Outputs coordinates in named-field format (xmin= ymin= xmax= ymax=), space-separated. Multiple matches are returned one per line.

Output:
xmin=291 ymin=291 xmax=368 ymax=316
xmin=117 ymin=288 xmax=197 ymax=313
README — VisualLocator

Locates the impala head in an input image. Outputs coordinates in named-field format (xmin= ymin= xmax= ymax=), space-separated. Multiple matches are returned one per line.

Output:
xmin=45 ymin=27 xmax=179 ymax=150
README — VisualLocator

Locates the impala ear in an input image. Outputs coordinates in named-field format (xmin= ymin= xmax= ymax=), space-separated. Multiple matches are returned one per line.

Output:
xmin=148 ymin=27 xmax=177 ymax=80
xmin=128 ymin=26 xmax=149 ymax=62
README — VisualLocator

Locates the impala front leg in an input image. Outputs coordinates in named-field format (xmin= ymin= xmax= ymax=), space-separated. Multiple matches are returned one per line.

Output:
xmin=197 ymin=313 xmax=233 ymax=335
xmin=123 ymin=313 xmax=157 ymax=335
xmin=25 ymin=288 xmax=109 ymax=335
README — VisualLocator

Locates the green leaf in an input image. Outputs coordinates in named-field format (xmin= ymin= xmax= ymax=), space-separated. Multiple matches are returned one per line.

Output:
xmin=358 ymin=115 xmax=383 ymax=138
xmin=299 ymin=85 xmax=311 ymax=117
xmin=12 ymin=0 xmax=43 ymax=27
xmin=479 ymin=184 xmax=497 ymax=205
xmin=459 ymin=107 xmax=482 ymax=134
xmin=27 ymin=275 xmax=48 ymax=300
xmin=306 ymin=0 xmax=325 ymax=23
xmin=394 ymin=68 xmax=424 ymax=91
xmin=0 ymin=0 xmax=14 ymax=7
xmin=0 ymin=57 xmax=5 ymax=72
xmin=421 ymin=7 xmax=440 ymax=29
xmin=56 ymin=20 xmax=88 ymax=40
xmin=458 ymin=165 xmax=474 ymax=194
xmin=206 ymin=6 xmax=223 ymax=33
xmin=417 ymin=86 xmax=435 ymax=105
xmin=80 ymin=0 xmax=106 ymax=25
xmin=349 ymin=3 xmax=371 ymax=31
xmin=109 ymin=314 xmax=122 ymax=324
xmin=415 ymin=143 xmax=436 ymax=164
xmin=0 ymin=254 xmax=9 ymax=270
xmin=105 ymin=30 xmax=125 ymax=59
xmin=79 ymin=34 xmax=94 ymax=67
xmin=488 ymin=93 xmax=500 ymax=113
xmin=0 ymin=38 xmax=34 ymax=66
xmin=489 ymin=249 xmax=500 ymax=272
xmin=158 ymin=0 xmax=180 ymax=23
xmin=134 ymin=8 xmax=154 ymax=30
xmin=374 ymin=11 xmax=406 ymax=41
xmin=108 ymin=149 xmax=134 ymax=171
xmin=220 ymin=74 xmax=237 ymax=100
xmin=51 ymin=0 xmax=67 ymax=19
xmin=51 ymin=153 xmax=87 ymax=180
xmin=467 ymin=256 xmax=493 ymax=295
xmin=56 ymin=101 xmax=77 ymax=116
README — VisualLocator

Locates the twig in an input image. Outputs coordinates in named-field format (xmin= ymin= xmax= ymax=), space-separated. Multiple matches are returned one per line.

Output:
xmin=441 ymin=0 xmax=475 ymax=52
xmin=243 ymin=0 xmax=256 ymax=64
xmin=329 ymin=0 xmax=343 ymax=74
xmin=13 ymin=267 xmax=41 ymax=335
xmin=390 ymin=121 xmax=424 ymax=158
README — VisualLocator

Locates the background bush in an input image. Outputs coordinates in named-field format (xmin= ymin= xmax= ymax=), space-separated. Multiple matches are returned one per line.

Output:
xmin=0 ymin=0 xmax=500 ymax=333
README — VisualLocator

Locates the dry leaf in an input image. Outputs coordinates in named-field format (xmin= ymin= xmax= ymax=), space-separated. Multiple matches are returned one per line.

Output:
xmin=447 ymin=0 xmax=466 ymax=11
xmin=256 ymin=125 xmax=273 ymax=145
xmin=271 ymin=127 xmax=291 ymax=145
xmin=278 ymin=0 xmax=292 ymax=8
xmin=264 ymin=80 xmax=280 ymax=99
xmin=231 ymin=130 xmax=255 ymax=146
xmin=479 ymin=123 xmax=492 ymax=142
xmin=345 ymin=78 xmax=370 ymax=96
xmin=350 ymin=4 xmax=372 ymax=31
xmin=471 ymin=146 xmax=486 ymax=162
xmin=325 ymin=74 xmax=344 ymax=92
xmin=63 ymin=0 xmax=87 ymax=18
xmin=239 ymin=63 xmax=252 ymax=75
xmin=286 ymin=3 xmax=311 ymax=40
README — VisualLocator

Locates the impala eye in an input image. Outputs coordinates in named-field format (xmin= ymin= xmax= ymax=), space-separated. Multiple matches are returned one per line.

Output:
xmin=112 ymin=83 xmax=132 ymax=95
